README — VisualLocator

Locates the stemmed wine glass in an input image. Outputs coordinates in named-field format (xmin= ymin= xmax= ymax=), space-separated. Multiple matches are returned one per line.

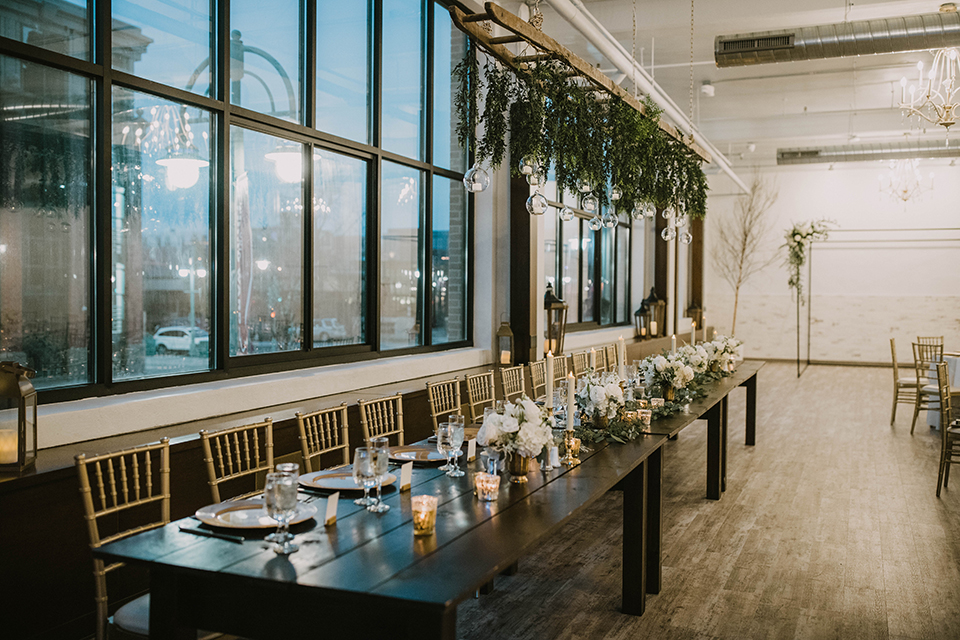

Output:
xmin=368 ymin=437 xmax=391 ymax=513
xmin=438 ymin=422 xmax=465 ymax=478
xmin=266 ymin=463 xmax=299 ymax=543
xmin=264 ymin=472 xmax=299 ymax=555
xmin=353 ymin=447 xmax=377 ymax=506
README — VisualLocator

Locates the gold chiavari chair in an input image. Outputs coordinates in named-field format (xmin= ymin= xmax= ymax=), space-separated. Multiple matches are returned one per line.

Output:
xmin=426 ymin=377 xmax=462 ymax=433
xmin=200 ymin=419 xmax=274 ymax=503
xmin=918 ymin=335 xmax=944 ymax=346
xmin=528 ymin=360 xmax=547 ymax=400
xmin=595 ymin=348 xmax=608 ymax=373
xmin=75 ymin=439 xmax=170 ymax=640
xmin=936 ymin=362 xmax=960 ymax=497
xmin=358 ymin=394 xmax=405 ymax=446
xmin=571 ymin=351 xmax=589 ymax=377
xmin=500 ymin=364 xmax=526 ymax=403
xmin=911 ymin=342 xmax=944 ymax=434
xmin=605 ymin=344 xmax=619 ymax=373
xmin=890 ymin=338 xmax=918 ymax=426
xmin=465 ymin=371 xmax=495 ymax=423
xmin=553 ymin=355 xmax=568 ymax=383
xmin=296 ymin=404 xmax=351 ymax=473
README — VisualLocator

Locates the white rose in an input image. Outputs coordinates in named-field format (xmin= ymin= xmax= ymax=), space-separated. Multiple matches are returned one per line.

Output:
xmin=590 ymin=385 xmax=607 ymax=405
xmin=605 ymin=383 xmax=624 ymax=404
xmin=499 ymin=414 xmax=520 ymax=433
xmin=519 ymin=398 xmax=540 ymax=423
xmin=683 ymin=365 xmax=694 ymax=381
xmin=477 ymin=414 xmax=502 ymax=446
xmin=654 ymin=355 xmax=667 ymax=371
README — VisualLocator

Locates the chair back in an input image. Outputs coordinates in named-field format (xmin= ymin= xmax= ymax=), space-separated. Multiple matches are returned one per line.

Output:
xmin=528 ymin=360 xmax=547 ymax=400
xmin=426 ymin=378 xmax=462 ymax=433
xmin=465 ymin=371 xmax=495 ymax=422
xmin=358 ymin=394 xmax=405 ymax=446
xmin=200 ymin=419 xmax=274 ymax=503
xmin=595 ymin=348 xmax=608 ymax=373
xmin=918 ymin=335 xmax=944 ymax=346
xmin=571 ymin=352 xmax=589 ymax=377
xmin=937 ymin=362 xmax=952 ymax=427
xmin=913 ymin=342 xmax=944 ymax=384
xmin=75 ymin=439 xmax=170 ymax=640
xmin=296 ymin=404 xmax=350 ymax=473
xmin=500 ymin=365 xmax=526 ymax=403
xmin=890 ymin=338 xmax=900 ymax=381
xmin=605 ymin=344 xmax=618 ymax=372
xmin=553 ymin=355 xmax=568 ymax=382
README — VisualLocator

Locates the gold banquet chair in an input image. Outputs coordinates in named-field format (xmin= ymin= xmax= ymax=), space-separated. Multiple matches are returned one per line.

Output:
xmin=358 ymin=393 xmax=405 ymax=446
xmin=911 ymin=342 xmax=944 ymax=434
xmin=465 ymin=371 xmax=495 ymax=423
xmin=528 ymin=360 xmax=547 ymax=400
xmin=200 ymin=419 xmax=275 ymax=503
xmin=890 ymin=338 xmax=918 ymax=426
xmin=570 ymin=351 xmax=589 ymax=377
xmin=296 ymin=404 xmax=351 ymax=473
xmin=500 ymin=364 xmax=526 ymax=403
xmin=936 ymin=362 xmax=960 ymax=497
xmin=595 ymin=348 xmax=608 ymax=373
xmin=553 ymin=355 xmax=569 ymax=384
xmin=605 ymin=344 xmax=619 ymax=372
xmin=426 ymin=377 xmax=462 ymax=433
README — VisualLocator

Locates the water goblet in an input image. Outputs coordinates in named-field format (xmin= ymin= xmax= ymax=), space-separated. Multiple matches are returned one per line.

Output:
xmin=436 ymin=422 xmax=454 ymax=471
xmin=446 ymin=421 xmax=465 ymax=478
xmin=264 ymin=472 xmax=299 ymax=555
xmin=267 ymin=462 xmax=299 ymax=543
xmin=368 ymin=437 xmax=391 ymax=513
xmin=352 ymin=447 xmax=376 ymax=506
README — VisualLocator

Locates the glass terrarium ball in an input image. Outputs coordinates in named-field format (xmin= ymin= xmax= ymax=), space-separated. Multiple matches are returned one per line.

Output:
xmin=581 ymin=194 xmax=599 ymax=213
xmin=526 ymin=170 xmax=546 ymax=187
xmin=679 ymin=231 xmax=693 ymax=245
xmin=559 ymin=206 xmax=576 ymax=222
xmin=643 ymin=202 xmax=656 ymax=219
xmin=526 ymin=192 xmax=549 ymax=216
xmin=588 ymin=214 xmax=603 ymax=231
xmin=675 ymin=215 xmax=689 ymax=228
xmin=463 ymin=166 xmax=490 ymax=193
xmin=610 ymin=186 xmax=623 ymax=201
xmin=519 ymin=156 xmax=538 ymax=176
xmin=577 ymin=178 xmax=593 ymax=193
xmin=661 ymin=226 xmax=677 ymax=241
xmin=602 ymin=211 xmax=618 ymax=228
xmin=661 ymin=207 xmax=674 ymax=219
xmin=631 ymin=203 xmax=644 ymax=220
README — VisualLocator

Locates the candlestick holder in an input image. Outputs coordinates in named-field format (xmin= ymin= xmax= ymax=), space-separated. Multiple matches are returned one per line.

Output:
xmin=560 ymin=431 xmax=581 ymax=467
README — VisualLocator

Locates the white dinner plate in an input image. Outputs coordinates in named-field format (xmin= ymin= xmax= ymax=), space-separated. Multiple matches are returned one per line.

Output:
xmin=299 ymin=468 xmax=397 ymax=491
xmin=195 ymin=499 xmax=317 ymax=529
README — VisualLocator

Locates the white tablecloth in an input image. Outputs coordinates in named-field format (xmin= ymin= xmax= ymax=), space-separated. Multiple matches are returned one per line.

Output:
xmin=926 ymin=355 xmax=960 ymax=428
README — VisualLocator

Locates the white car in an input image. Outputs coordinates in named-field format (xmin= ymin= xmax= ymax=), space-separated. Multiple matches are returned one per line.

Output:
xmin=313 ymin=318 xmax=348 ymax=342
xmin=153 ymin=327 xmax=208 ymax=355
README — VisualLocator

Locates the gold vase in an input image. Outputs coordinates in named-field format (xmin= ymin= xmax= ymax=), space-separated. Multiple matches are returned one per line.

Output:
xmin=507 ymin=454 xmax=531 ymax=483
xmin=665 ymin=386 xmax=675 ymax=402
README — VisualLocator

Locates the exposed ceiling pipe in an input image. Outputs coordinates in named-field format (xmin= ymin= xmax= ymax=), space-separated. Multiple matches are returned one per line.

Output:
xmin=716 ymin=7 xmax=960 ymax=68
xmin=543 ymin=0 xmax=750 ymax=194
xmin=778 ymin=139 xmax=960 ymax=165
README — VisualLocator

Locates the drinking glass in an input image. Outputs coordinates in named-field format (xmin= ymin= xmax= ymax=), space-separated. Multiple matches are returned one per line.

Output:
xmin=495 ymin=400 xmax=505 ymax=415
xmin=368 ymin=437 xmax=391 ymax=513
xmin=267 ymin=462 xmax=299 ymax=543
xmin=264 ymin=472 xmax=299 ymax=555
xmin=443 ymin=422 xmax=465 ymax=478
xmin=483 ymin=406 xmax=495 ymax=421
xmin=352 ymin=447 xmax=376 ymax=506
xmin=436 ymin=422 xmax=454 ymax=472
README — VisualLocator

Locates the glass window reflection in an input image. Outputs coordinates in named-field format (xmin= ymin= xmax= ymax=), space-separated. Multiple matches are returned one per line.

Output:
xmin=112 ymin=87 xmax=212 ymax=380
xmin=229 ymin=127 xmax=304 ymax=355
xmin=313 ymin=150 xmax=366 ymax=347
xmin=0 ymin=56 xmax=91 ymax=389
xmin=616 ymin=225 xmax=629 ymax=323
xmin=112 ymin=0 xmax=213 ymax=95
xmin=432 ymin=2 xmax=466 ymax=171
xmin=317 ymin=0 xmax=370 ymax=143
xmin=600 ymin=225 xmax=614 ymax=324
xmin=382 ymin=0 xmax=424 ymax=160
xmin=231 ymin=0 xmax=302 ymax=123
xmin=431 ymin=175 xmax=466 ymax=344
xmin=380 ymin=162 xmax=422 ymax=349
xmin=0 ymin=0 xmax=90 ymax=61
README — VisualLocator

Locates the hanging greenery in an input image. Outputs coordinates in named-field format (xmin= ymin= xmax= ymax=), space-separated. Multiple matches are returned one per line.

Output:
xmin=477 ymin=59 xmax=511 ymax=168
xmin=452 ymin=53 xmax=481 ymax=158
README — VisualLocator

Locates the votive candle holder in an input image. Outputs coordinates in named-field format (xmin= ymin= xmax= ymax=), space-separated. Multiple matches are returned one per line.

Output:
xmin=474 ymin=472 xmax=501 ymax=501
xmin=411 ymin=495 xmax=438 ymax=536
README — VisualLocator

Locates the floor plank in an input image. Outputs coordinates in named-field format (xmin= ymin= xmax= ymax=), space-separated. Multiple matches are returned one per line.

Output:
xmin=456 ymin=363 xmax=960 ymax=639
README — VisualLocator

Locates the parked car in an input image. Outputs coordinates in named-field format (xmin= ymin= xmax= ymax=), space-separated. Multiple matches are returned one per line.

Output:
xmin=153 ymin=327 xmax=208 ymax=355
xmin=313 ymin=318 xmax=348 ymax=342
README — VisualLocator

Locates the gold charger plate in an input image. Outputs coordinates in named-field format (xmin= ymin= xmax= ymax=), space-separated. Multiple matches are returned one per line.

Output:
xmin=389 ymin=445 xmax=448 ymax=462
xmin=299 ymin=469 xmax=397 ymax=491
xmin=195 ymin=499 xmax=317 ymax=529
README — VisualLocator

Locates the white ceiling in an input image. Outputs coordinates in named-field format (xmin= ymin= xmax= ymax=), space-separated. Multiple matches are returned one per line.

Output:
xmin=527 ymin=0 xmax=954 ymax=168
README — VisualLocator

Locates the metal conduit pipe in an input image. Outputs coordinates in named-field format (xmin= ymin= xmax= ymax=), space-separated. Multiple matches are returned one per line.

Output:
xmin=544 ymin=0 xmax=750 ymax=194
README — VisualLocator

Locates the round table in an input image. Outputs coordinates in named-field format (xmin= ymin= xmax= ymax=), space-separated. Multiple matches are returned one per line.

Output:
xmin=926 ymin=354 xmax=960 ymax=429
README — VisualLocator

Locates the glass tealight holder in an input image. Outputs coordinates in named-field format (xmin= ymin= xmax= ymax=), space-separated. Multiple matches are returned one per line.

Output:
xmin=411 ymin=495 xmax=439 ymax=536
xmin=474 ymin=472 xmax=501 ymax=501
xmin=638 ymin=409 xmax=652 ymax=426
xmin=635 ymin=398 xmax=649 ymax=410
xmin=650 ymin=397 xmax=665 ymax=409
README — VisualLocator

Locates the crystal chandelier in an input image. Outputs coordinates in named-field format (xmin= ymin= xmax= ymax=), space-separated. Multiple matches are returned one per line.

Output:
xmin=878 ymin=159 xmax=932 ymax=203
xmin=899 ymin=47 xmax=960 ymax=132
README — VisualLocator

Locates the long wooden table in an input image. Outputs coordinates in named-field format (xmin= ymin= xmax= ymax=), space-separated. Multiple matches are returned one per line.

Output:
xmin=96 ymin=362 xmax=763 ymax=639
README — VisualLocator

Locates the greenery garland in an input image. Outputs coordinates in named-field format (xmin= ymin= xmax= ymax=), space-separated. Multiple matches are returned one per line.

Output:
xmin=477 ymin=59 xmax=511 ymax=168
xmin=782 ymin=219 xmax=832 ymax=303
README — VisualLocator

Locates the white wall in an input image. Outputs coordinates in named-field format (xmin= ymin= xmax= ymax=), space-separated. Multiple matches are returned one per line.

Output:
xmin=704 ymin=162 xmax=960 ymax=364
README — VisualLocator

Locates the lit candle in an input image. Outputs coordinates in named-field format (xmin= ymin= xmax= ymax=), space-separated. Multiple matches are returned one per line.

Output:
xmin=651 ymin=320 xmax=658 ymax=336
xmin=618 ymin=335 xmax=627 ymax=379
xmin=411 ymin=495 xmax=438 ymax=536
xmin=500 ymin=349 xmax=511 ymax=365
xmin=589 ymin=348 xmax=596 ymax=370
xmin=702 ymin=316 xmax=707 ymax=342
xmin=545 ymin=351 xmax=554 ymax=408
xmin=566 ymin=372 xmax=576 ymax=430
xmin=691 ymin=321 xmax=696 ymax=347
xmin=474 ymin=473 xmax=500 ymax=501
xmin=713 ymin=330 xmax=718 ymax=340
xmin=0 ymin=430 xmax=16 ymax=464
xmin=671 ymin=334 xmax=677 ymax=352
xmin=641 ymin=327 xmax=646 ymax=337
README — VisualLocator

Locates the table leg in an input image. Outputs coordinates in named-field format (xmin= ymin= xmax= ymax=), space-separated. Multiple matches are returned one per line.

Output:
xmin=622 ymin=460 xmax=647 ymax=615
xmin=706 ymin=403 xmax=722 ymax=500
xmin=721 ymin=396 xmax=728 ymax=493
xmin=743 ymin=374 xmax=757 ymax=446
xmin=149 ymin=571 xmax=194 ymax=640
xmin=645 ymin=447 xmax=662 ymax=595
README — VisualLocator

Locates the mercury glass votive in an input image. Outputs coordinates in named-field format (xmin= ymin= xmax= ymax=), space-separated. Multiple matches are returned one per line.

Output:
xmin=474 ymin=472 xmax=501 ymax=501
xmin=411 ymin=495 xmax=439 ymax=536
xmin=650 ymin=397 xmax=665 ymax=409
xmin=635 ymin=398 xmax=649 ymax=410
xmin=639 ymin=409 xmax=652 ymax=425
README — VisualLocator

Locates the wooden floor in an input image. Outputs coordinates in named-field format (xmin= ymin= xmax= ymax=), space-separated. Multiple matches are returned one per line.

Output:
xmin=457 ymin=363 xmax=960 ymax=640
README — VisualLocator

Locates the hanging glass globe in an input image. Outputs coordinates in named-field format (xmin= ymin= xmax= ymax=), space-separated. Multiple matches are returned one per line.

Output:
xmin=526 ymin=169 xmax=546 ymax=187
xmin=526 ymin=192 xmax=549 ymax=216
xmin=581 ymin=194 xmax=599 ymax=213
xmin=661 ymin=207 xmax=674 ymax=219
xmin=519 ymin=156 xmax=538 ymax=176
xmin=631 ymin=203 xmax=644 ymax=220
xmin=559 ymin=206 xmax=576 ymax=222
xmin=463 ymin=165 xmax=490 ymax=193
xmin=675 ymin=215 xmax=689 ymax=228
xmin=661 ymin=226 xmax=677 ymax=241
xmin=679 ymin=231 xmax=693 ymax=245
xmin=588 ymin=214 xmax=603 ymax=231
xmin=610 ymin=186 xmax=623 ymax=202
xmin=643 ymin=202 xmax=656 ymax=219
xmin=577 ymin=178 xmax=593 ymax=193
xmin=602 ymin=211 xmax=618 ymax=228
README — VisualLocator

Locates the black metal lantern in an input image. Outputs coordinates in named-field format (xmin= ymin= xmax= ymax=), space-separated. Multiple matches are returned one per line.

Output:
xmin=634 ymin=298 xmax=651 ymax=339
xmin=0 ymin=362 xmax=37 ymax=472
xmin=543 ymin=283 xmax=568 ymax=356
xmin=496 ymin=321 xmax=515 ymax=366
xmin=638 ymin=288 xmax=666 ymax=338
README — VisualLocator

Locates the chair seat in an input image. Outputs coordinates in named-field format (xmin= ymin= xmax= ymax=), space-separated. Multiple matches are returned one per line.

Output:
xmin=897 ymin=376 xmax=919 ymax=385
xmin=113 ymin=594 xmax=223 ymax=639
xmin=921 ymin=385 xmax=960 ymax=395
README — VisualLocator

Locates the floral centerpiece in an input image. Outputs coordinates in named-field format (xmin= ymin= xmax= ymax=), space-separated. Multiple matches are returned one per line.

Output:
xmin=638 ymin=353 xmax=694 ymax=402
xmin=477 ymin=396 xmax=554 ymax=460
xmin=710 ymin=335 xmax=742 ymax=374
xmin=782 ymin=219 xmax=832 ymax=303
xmin=576 ymin=371 xmax=625 ymax=424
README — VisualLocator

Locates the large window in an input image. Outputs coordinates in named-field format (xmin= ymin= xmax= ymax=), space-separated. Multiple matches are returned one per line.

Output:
xmin=0 ymin=0 xmax=470 ymax=397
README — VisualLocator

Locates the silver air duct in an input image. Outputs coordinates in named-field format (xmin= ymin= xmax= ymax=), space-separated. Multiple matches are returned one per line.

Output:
xmin=716 ymin=8 xmax=960 ymax=68
xmin=778 ymin=140 xmax=960 ymax=165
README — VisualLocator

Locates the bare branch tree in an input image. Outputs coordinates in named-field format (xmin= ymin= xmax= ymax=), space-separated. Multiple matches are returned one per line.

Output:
xmin=711 ymin=173 xmax=779 ymax=335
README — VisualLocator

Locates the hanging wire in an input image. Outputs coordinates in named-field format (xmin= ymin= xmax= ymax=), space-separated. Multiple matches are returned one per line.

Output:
xmin=689 ymin=0 xmax=695 ymax=125
xmin=632 ymin=0 xmax=638 ymax=99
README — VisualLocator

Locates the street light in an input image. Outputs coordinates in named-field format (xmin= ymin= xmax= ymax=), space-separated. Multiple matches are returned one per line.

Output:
xmin=177 ymin=259 xmax=207 ymax=356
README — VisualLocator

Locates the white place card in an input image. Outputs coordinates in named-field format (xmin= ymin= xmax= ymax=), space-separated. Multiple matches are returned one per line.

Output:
xmin=467 ymin=438 xmax=477 ymax=462
xmin=399 ymin=461 xmax=413 ymax=492
xmin=324 ymin=491 xmax=339 ymax=526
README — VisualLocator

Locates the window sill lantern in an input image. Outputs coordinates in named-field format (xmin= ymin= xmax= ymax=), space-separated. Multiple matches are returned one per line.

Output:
xmin=0 ymin=362 xmax=38 ymax=473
